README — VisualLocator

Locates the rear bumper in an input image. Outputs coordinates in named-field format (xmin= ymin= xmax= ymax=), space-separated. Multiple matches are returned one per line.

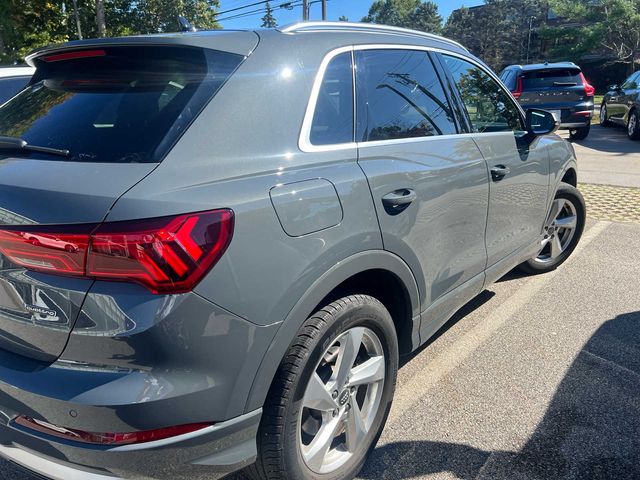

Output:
xmin=0 ymin=409 xmax=261 ymax=480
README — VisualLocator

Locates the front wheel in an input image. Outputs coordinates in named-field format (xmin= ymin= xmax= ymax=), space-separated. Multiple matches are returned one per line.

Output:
xmin=627 ymin=110 xmax=640 ymax=140
xmin=249 ymin=295 xmax=398 ymax=480
xmin=599 ymin=103 xmax=612 ymax=127
xmin=569 ymin=123 xmax=590 ymax=140
xmin=519 ymin=183 xmax=586 ymax=274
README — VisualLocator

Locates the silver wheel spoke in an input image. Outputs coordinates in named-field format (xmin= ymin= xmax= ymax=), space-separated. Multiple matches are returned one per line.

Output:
xmin=550 ymin=234 xmax=563 ymax=258
xmin=345 ymin=402 xmax=367 ymax=453
xmin=555 ymin=215 xmax=577 ymax=230
xmin=348 ymin=356 xmax=385 ymax=387
xmin=334 ymin=327 xmax=364 ymax=390
xmin=304 ymin=417 xmax=342 ymax=471
xmin=304 ymin=373 xmax=338 ymax=411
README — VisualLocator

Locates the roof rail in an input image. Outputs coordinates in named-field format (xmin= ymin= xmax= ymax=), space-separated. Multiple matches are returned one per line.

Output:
xmin=278 ymin=22 xmax=468 ymax=52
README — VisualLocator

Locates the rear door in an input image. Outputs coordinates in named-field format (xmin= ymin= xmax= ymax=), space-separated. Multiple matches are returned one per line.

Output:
xmin=354 ymin=47 xmax=489 ymax=315
xmin=0 ymin=45 xmax=245 ymax=362
xmin=438 ymin=54 xmax=550 ymax=270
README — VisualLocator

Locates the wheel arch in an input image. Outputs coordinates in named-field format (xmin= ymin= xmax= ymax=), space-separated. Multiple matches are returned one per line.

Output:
xmin=244 ymin=250 xmax=420 ymax=412
xmin=561 ymin=166 xmax=577 ymax=187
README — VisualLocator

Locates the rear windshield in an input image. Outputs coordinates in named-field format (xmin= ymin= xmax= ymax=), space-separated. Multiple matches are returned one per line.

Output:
xmin=521 ymin=68 xmax=581 ymax=90
xmin=0 ymin=46 xmax=242 ymax=163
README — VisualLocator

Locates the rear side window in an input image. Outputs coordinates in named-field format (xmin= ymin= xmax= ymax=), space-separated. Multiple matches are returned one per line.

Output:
xmin=0 ymin=76 xmax=31 ymax=105
xmin=521 ymin=68 xmax=581 ymax=89
xmin=355 ymin=49 xmax=456 ymax=142
xmin=310 ymin=52 xmax=354 ymax=146
xmin=443 ymin=55 xmax=523 ymax=134
xmin=0 ymin=46 xmax=242 ymax=163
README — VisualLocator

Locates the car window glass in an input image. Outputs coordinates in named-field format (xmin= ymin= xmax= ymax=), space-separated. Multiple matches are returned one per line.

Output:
xmin=0 ymin=76 xmax=31 ymax=105
xmin=520 ymin=68 xmax=581 ymax=89
xmin=310 ymin=52 xmax=354 ymax=146
xmin=355 ymin=49 xmax=457 ymax=142
xmin=443 ymin=55 xmax=524 ymax=133
xmin=621 ymin=72 xmax=639 ymax=89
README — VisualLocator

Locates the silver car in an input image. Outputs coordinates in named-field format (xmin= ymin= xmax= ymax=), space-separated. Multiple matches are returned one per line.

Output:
xmin=0 ymin=22 xmax=584 ymax=480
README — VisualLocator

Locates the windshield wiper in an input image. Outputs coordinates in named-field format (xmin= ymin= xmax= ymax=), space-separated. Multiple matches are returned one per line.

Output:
xmin=0 ymin=136 xmax=70 ymax=158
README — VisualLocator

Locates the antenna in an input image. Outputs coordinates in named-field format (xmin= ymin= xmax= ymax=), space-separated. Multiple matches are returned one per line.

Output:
xmin=178 ymin=16 xmax=197 ymax=33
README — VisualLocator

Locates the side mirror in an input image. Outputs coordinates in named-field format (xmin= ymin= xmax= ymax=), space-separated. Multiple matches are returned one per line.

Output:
xmin=608 ymin=84 xmax=619 ymax=91
xmin=526 ymin=108 xmax=559 ymax=136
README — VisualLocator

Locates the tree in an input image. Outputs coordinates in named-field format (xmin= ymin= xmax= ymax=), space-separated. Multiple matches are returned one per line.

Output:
xmin=338 ymin=15 xmax=349 ymax=21
xmin=261 ymin=1 xmax=277 ymax=28
xmin=132 ymin=0 xmax=221 ymax=34
xmin=96 ymin=0 xmax=106 ymax=37
xmin=547 ymin=0 xmax=640 ymax=75
xmin=362 ymin=0 xmax=443 ymax=34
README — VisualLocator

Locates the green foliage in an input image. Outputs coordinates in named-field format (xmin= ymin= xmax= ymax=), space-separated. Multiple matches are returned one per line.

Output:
xmin=547 ymin=0 xmax=640 ymax=73
xmin=338 ymin=15 xmax=349 ymax=22
xmin=261 ymin=1 xmax=277 ymax=28
xmin=0 ymin=0 xmax=220 ymax=64
xmin=362 ymin=0 xmax=443 ymax=34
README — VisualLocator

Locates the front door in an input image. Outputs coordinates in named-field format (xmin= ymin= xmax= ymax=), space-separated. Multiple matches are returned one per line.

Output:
xmin=438 ymin=54 xmax=550 ymax=268
xmin=354 ymin=48 xmax=490 ymax=313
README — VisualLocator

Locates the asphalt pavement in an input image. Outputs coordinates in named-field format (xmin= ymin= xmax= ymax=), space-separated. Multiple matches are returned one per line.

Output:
xmin=558 ymin=125 xmax=640 ymax=188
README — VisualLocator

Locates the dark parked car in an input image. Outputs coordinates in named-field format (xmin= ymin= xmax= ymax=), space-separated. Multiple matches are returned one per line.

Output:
xmin=0 ymin=22 xmax=584 ymax=480
xmin=500 ymin=62 xmax=595 ymax=140
xmin=0 ymin=66 xmax=35 ymax=105
xmin=600 ymin=70 xmax=640 ymax=140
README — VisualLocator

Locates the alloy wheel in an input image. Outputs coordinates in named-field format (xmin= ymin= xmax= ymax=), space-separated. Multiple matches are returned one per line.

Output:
xmin=628 ymin=112 xmax=637 ymax=136
xmin=299 ymin=327 xmax=385 ymax=474
xmin=535 ymin=198 xmax=578 ymax=264
xmin=600 ymin=104 xmax=607 ymax=125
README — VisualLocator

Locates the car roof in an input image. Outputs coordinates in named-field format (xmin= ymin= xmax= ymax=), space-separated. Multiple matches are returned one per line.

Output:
xmin=0 ymin=66 xmax=36 ymax=78
xmin=505 ymin=62 xmax=581 ymax=72
xmin=26 ymin=22 xmax=470 ymax=66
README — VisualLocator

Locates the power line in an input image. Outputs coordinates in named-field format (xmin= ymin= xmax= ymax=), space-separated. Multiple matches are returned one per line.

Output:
xmin=216 ymin=0 xmax=327 ymax=23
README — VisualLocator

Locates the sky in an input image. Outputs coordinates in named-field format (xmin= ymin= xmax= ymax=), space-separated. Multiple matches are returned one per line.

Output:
xmin=217 ymin=0 xmax=485 ymax=29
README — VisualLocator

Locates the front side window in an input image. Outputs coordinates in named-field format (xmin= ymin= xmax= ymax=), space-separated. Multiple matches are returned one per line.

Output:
xmin=355 ymin=49 xmax=457 ymax=142
xmin=443 ymin=55 xmax=524 ymax=134
xmin=309 ymin=52 xmax=354 ymax=146
xmin=621 ymin=72 xmax=639 ymax=90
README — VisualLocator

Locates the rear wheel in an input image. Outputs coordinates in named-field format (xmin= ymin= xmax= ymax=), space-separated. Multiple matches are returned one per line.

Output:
xmin=599 ymin=102 xmax=613 ymax=127
xmin=519 ymin=183 xmax=585 ymax=274
xmin=249 ymin=295 xmax=398 ymax=480
xmin=569 ymin=123 xmax=590 ymax=140
xmin=627 ymin=109 xmax=640 ymax=140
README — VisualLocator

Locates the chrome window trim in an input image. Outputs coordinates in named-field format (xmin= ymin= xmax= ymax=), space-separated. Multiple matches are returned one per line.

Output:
xmin=299 ymin=44 xmax=526 ymax=154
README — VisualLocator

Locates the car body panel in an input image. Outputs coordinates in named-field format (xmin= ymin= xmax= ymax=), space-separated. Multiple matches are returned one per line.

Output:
xmin=603 ymin=71 xmax=639 ymax=125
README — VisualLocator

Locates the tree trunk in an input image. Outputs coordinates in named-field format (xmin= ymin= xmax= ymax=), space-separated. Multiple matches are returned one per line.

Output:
xmin=0 ymin=30 xmax=5 ymax=58
xmin=96 ymin=0 xmax=106 ymax=37
xmin=72 ymin=0 xmax=83 ymax=39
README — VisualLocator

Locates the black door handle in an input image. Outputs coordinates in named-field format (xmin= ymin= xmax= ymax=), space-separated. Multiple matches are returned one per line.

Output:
xmin=382 ymin=189 xmax=416 ymax=214
xmin=490 ymin=165 xmax=510 ymax=181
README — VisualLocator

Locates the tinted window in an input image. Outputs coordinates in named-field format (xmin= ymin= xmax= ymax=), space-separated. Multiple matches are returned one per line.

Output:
xmin=443 ymin=55 xmax=523 ymax=133
xmin=621 ymin=72 xmax=639 ymax=89
xmin=0 ymin=76 xmax=31 ymax=105
xmin=521 ymin=68 xmax=581 ymax=89
xmin=310 ymin=52 xmax=354 ymax=145
xmin=355 ymin=49 xmax=456 ymax=142
xmin=0 ymin=46 xmax=242 ymax=163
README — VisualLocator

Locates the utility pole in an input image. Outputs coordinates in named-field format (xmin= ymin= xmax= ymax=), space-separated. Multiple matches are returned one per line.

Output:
xmin=71 ymin=0 xmax=83 ymax=39
xmin=322 ymin=0 xmax=326 ymax=20
xmin=302 ymin=0 xmax=309 ymax=20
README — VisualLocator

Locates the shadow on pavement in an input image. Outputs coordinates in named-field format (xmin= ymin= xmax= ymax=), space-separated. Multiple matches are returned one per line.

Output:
xmin=564 ymin=125 xmax=636 ymax=156
xmin=359 ymin=310 xmax=640 ymax=479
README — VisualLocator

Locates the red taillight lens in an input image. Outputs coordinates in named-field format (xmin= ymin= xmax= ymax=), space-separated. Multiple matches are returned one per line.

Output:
xmin=0 ymin=209 xmax=233 ymax=294
xmin=42 ymin=49 xmax=106 ymax=63
xmin=579 ymin=72 xmax=595 ymax=97
xmin=512 ymin=75 xmax=523 ymax=100
xmin=15 ymin=416 xmax=212 ymax=446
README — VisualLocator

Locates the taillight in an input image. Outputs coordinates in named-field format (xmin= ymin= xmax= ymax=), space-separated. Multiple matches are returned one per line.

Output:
xmin=42 ymin=49 xmax=106 ymax=62
xmin=14 ymin=416 xmax=213 ymax=446
xmin=579 ymin=72 xmax=595 ymax=97
xmin=0 ymin=209 xmax=233 ymax=294
xmin=512 ymin=76 xmax=523 ymax=100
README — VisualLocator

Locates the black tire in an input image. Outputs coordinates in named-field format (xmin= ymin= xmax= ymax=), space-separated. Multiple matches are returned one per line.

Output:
xmin=627 ymin=109 xmax=640 ymax=140
xmin=248 ymin=295 xmax=398 ymax=480
xmin=599 ymin=102 xmax=613 ymax=127
xmin=569 ymin=123 xmax=590 ymax=140
xmin=519 ymin=183 xmax=585 ymax=275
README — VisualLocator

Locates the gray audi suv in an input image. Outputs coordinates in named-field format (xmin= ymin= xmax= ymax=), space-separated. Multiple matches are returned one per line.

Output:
xmin=0 ymin=22 xmax=584 ymax=480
